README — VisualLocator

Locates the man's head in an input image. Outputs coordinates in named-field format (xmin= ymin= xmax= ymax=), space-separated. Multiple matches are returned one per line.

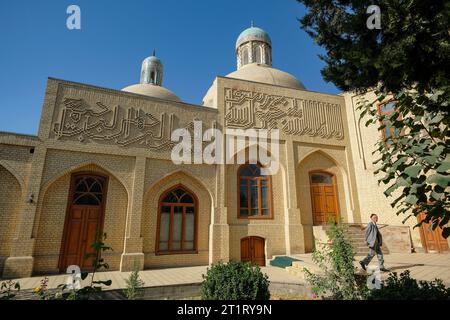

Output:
xmin=370 ymin=214 xmax=378 ymax=223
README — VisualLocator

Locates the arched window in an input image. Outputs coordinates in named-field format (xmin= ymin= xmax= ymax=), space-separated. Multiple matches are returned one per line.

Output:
xmin=157 ymin=186 xmax=197 ymax=254
xmin=253 ymin=45 xmax=262 ymax=64
xmin=72 ymin=175 xmax=106 ymax=205
xmin=238 ymin=164 xmax=273 ymax=219
xmin=241 ymin=47 xmax=249 ymax=65
xmin=150 ymin=71 xmax=155 ymax=84
xmin=264 ymin=48 xmax=271 ymax=65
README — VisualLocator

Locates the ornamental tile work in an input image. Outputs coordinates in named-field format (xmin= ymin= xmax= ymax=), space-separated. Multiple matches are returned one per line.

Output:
xmin=224 ymin=88 xmax=344 ymax=139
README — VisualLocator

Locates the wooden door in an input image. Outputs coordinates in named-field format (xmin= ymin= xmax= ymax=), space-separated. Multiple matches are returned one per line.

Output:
xmin=241 ymin=236 xmax=265 ymax=266
xmin=310 ymin=172 xmax=339 ymax=225
xmin=418 ymin=213 xmax=449 ymax=253
xmin=59 ymin=174 xmax=108 ymax=272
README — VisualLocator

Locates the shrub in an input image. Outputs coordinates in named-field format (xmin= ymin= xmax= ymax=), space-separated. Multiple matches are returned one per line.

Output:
xmin=124 ymin=268 xmax=145 ymax=300
xmin=201 ymin=261 xmax=270 ymax=300
xmin=303 ymin=222 xmax=368 ymax=300
xmin=368 ymin=270 xmax=450 ymax=300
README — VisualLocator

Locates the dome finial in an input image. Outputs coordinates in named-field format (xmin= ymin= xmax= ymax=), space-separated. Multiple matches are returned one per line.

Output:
xmin=152 ymin=49 xmax=156 ymax=56
xmin=251 ymin=20 xmax=254 ymax=27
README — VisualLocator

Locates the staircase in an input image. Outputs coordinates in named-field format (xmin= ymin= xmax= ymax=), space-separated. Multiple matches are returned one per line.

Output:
xmin=347 ymin=224 xmax=390 ymax=255
xmin=346 ymin=224 xmax=370 ymax=255
xmin=313 ymin=223 xmax=390 ymax=256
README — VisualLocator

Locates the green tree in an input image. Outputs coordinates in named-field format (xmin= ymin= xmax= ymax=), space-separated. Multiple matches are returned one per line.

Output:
xmin=303 ymin=222 xmax=368 ymax=300
xmin=297 ymin=0 xmax=450 ymax=237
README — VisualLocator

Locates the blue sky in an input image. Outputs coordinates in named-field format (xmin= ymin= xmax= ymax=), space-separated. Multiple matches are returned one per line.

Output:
xmin=0 ymin=0 xmax=339 ymax=135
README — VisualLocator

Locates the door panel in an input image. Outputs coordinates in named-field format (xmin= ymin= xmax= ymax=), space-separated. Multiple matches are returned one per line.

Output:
xmin=240 ymin=237 xmax=265 ymax=266
xmin=82 ymin=208 xmax=101 ymax=269
xmin=60 ymin=174 xmax=107 ymax=272
xmin=252 ymin=237 xmax=265 ymax=266
xmin=310 ymin=173 xmax=339 ymax=225
xmin=241 ymin=238 xmax=251 ymax=263
xmin=418 ymin=213 xmax=449 ymax=253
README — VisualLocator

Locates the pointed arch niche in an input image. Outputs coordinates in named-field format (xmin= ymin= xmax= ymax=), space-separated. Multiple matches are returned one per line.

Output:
xmin=142 ymin=170 xmax=212 ymax=268
xmin=33 ymin=163 xmax=128 ymax=274
xmin=296 ymin=150 xmax=349 ymax=226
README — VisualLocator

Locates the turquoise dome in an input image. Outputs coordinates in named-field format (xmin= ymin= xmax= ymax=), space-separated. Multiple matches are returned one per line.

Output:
xmin=236 ymin=27 xmax=272 ymax=49
xmin=143 ymin=55 xmax=162 ymax=65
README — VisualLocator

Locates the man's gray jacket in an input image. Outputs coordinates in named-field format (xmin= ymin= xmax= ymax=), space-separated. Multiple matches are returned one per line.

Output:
xmin=365 ymin=221 xmax=382 ymax=248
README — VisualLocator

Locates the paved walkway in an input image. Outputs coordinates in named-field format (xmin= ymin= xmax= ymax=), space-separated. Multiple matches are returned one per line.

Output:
xmin=4 ymin=253 xmax=449 ymax=292
xmin=6 ymin=265 xmax=302 ymax=292
xmin=290 ymin=253 xmax=450 ymax=284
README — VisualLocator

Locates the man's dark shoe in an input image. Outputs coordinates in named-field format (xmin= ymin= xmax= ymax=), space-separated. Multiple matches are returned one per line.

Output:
xmin=359 ymin=261 xmax=366 ymax=271
xmin=380 ymin=267 xmax=390 ymax=272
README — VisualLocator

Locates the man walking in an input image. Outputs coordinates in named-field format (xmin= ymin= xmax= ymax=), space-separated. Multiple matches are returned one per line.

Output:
xmin=359 ymin=214 xmax=389 ymax=272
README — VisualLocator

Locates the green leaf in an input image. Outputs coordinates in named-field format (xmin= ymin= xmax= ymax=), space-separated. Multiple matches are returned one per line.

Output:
xmin=431 ymin=191 xmax=444 ymax=201
xmin=422 ymin=156 xmax=438 ymax=165
xmin=404 ymin=165 xmax=422 ymax=177
xmin=429 ymin=113 xmax=444 ymax=124
xmin=384 ymin=184 xmax=398 ymax=197
xmin=426 ymin=174 xmax=450 ymax=188
xmin=431 ymin=145 xmax=445 ymax=157
xmin=405 ymin=194 xmax=418 ymax=205
xmin=436 ymin=162 xmax=450 ymax=173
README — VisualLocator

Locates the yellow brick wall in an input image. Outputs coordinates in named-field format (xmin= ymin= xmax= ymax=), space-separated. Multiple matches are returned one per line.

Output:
xmin=142 ymin=166 xmax=212 ymax=268
xmin=226 ymin=161 xmax=287 ymax=262
xmin=0 ymin=165 xmax=22 ymax=274
xmin=33 ymin=164 xmax=128 ymax=274
xmin=343 ymin=92 xmax=423 ymax=250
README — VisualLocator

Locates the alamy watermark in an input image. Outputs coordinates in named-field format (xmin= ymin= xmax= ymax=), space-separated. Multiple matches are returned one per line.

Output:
xmin=366 ymin=266 xmax=382 ymax=290
xmin=66 ymin=5 xmax=81 ymax=30
xmin=65 ymin=265 xmax=82 ymax=290
xmin=367 ymin=5 xmax=381 ymax=30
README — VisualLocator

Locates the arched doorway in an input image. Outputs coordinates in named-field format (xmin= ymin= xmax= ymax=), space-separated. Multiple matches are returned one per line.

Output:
xmin=156 ymin=185 xmax=198 ymax=254
xmin=241 ymin=236 xmax=265 ymax=266
xmin=309 ymin=171 xmax=340 ymax=225
xmin=59 ymin=173 xmax=108 ymax=272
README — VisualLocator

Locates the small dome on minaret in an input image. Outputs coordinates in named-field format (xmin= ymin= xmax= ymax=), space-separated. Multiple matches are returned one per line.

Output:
xmin=122 ymin=51 xmax=181 ymax=102
xmin=235 ymin=22 xmax=272 ymax=69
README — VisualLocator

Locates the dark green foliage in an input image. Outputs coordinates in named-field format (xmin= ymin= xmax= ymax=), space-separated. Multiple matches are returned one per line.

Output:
xmin=303 ymin=222 xmax=368 ymax=300
xmin=201 ymin=261 xmax=270 ymax=300
xmin=368 ymin=270 xmax=450 ymax=300
xmin=297 ymin=0 xmax=450 ymax=101
xmin=297 ymin=0 xmax=450 ymax=237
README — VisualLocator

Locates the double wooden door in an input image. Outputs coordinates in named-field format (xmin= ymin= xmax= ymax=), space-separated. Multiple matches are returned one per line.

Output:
xmin=241 ymin=236 xmax=265 ymax=266
xmin=418 ymin=213 xmax=449 ymax=253
xmin=310 ymin=172 xmax=340 ymax=225
xmin=59 ymin=174 xmax=108 ymax=272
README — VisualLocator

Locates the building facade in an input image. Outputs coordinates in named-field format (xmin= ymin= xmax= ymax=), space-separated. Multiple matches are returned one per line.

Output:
xmin=1 ymin=25 xmax=447 ymax=278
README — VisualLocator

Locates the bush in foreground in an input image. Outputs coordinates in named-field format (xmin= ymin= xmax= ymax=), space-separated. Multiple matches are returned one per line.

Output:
xmin=201 ymin=261 xmax=270 ymax=300
xmin=368 ymin=270 xmax=450 ymax=300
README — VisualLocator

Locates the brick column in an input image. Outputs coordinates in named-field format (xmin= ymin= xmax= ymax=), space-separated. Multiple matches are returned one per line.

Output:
xmin=3 ymin=146 xmax=47 ymax=278
xmin=209 ymin=164 xmax=229 ymax=264
xmin=120 ymin=157 xmax=145 ymax=271
xmin=284 ymin=138 xmax=308 ymax=254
